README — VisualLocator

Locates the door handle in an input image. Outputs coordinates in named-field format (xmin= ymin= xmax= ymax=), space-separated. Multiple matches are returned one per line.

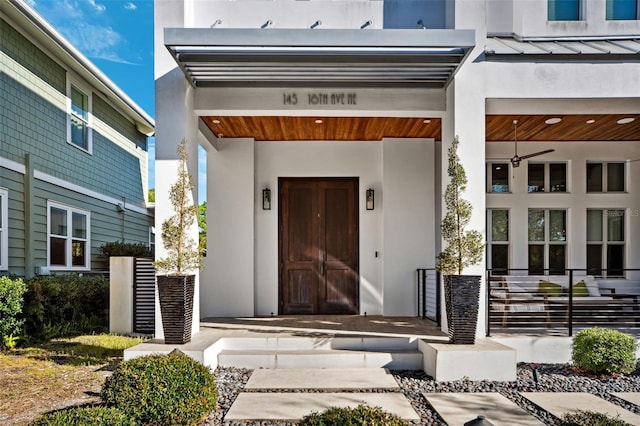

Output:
xmin=320 ymin=251 xmax=325 ymax=276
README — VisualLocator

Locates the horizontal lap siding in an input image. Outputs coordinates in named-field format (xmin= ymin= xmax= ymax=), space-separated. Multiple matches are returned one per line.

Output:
xmin=3 ymin=169 xmax=26 ymax=276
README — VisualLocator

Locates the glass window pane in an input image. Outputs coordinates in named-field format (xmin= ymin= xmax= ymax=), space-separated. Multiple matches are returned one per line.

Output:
xmin=587 ymin=244 xmax=603 ymax=276
xmin=71 ymin=86 xmax=88 ymax=120
xmin=549 ymin=163 xmax=566 ymax=192
xmin=586 ymin=163 xmax=603 ymax=192
xmin=549 ymin=245 xmax=566 ymax=275
xmin=50 ymin=207 xmax=67 ymax=236
xmin=528 ymin=210 xmax=545 ymax=241
xmin=587 ymin=210 xmax=603 ymax=241
xmin=528 ymin=245 xmax=545 ymax=275
xmin=491 ymin=210 xmax=509 ymax=241
xmin=607 ymin=162 xmax=625 ymax=192
xmin=72 ymin=212 xmax=86 ymax=239
xmin=72 ymin=240 xmax=86 ymax=266
xmin=549 ymin=210 xmax=566 ymax=241
xmin=528 ymin=163 xmax=545 ymax=192
xmin=607 ymin=0 xmax=638 ymax=20
xmin=491 ymin=163 xmax=509 ymax=192
xmin=50 ymin=236 xmax=66 ymax=266
xmin=607 ymin=245 xmax=624 ymax=276
xmin=607 ymin=210 xmax=625 ymax=241
xmin=491 ymin=245 xmax=509 ymax=273
xmin=71 ymin=114 xmax=88 ymax=149
xmin=549 ymin=0 xmax=580 ymax=20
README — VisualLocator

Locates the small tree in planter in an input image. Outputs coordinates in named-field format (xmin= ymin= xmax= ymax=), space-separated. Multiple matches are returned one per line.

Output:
xmin=155 ymin=139 xmax=203 ymax=344
xmin=436 ymin=136 xmax=484 ymax=344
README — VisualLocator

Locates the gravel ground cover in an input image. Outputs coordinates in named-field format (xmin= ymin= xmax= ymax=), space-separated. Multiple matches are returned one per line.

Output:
xmin=206 ymin=363 xmax=640 ymax=426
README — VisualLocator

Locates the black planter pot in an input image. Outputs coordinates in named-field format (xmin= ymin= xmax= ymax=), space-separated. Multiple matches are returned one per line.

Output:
xmin=444 ymin=275 xmax=481 ymax=344
xmin=157 ymin=275 xmax=195 ymax=344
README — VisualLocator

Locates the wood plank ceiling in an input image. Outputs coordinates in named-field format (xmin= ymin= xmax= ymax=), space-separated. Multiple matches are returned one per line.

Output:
xmin=201 ymin=114 xmax=640 ymax=142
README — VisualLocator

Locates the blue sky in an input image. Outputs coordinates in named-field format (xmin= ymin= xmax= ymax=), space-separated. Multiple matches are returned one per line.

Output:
xmin=32 ymin=0 xmax=207 ymax=202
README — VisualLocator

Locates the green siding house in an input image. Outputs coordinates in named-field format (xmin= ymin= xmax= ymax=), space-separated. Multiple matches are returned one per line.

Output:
xmin=1 ymin=0 xmax=155 ymax=277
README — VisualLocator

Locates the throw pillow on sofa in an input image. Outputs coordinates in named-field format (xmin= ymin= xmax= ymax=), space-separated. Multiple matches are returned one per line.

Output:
xmin=570 ymin=281 xmax=589 ymax=297
xmin=538 ymin=280 xmax=563 ymax=297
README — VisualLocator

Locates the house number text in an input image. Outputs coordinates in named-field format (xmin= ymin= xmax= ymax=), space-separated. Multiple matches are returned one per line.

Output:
xmin=282 ymin=92 xmax=357 ymax=106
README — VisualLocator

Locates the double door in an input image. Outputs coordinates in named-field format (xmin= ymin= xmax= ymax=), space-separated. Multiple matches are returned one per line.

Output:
xmin=279 ymin=178 xmax=359 ymax=314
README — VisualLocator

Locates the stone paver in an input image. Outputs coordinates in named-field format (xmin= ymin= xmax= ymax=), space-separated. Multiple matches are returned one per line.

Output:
xmin=244 ymin=368 xmax=400 ymax=389
xmin=224 ymin=392 xmax=420 ymax=421
xmin=612 ymin=392 xmax=640 ymax=407
xmin=424 ymin=392 xmax=543 ymax=426
xmin=522 ymin=392 xmax=640 ymax=425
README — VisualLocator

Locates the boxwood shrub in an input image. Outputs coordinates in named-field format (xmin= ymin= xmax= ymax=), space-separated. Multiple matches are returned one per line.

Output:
xmin=0 ymin=276 xmax=26 ymax=348
xmin=28 ymin=406 xmax=135 ymax=426
xmin=299 ymin=405 xmax=410 ymax=426
xmin=559 ymin=410 xmax=633 ymax=426
xmin=572 ymin=327 xmax=638 ymax=375
xmin=102 ymin=351 xmax=217 ymax=426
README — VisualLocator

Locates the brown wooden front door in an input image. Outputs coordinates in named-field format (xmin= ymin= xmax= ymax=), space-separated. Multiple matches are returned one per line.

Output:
xmin=279 ymin=178 xmax=359 ymax=315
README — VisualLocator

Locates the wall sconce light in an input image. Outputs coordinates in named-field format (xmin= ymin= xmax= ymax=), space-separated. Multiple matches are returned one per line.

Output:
xmin=263 ymin=188 xmax=271 ymax=210
xmin=366 ymin=188 xmax=374 ymax=210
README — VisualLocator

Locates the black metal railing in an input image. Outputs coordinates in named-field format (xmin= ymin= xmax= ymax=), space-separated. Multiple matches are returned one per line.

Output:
xmin=417 ymin=268 xmax=441 ymax=326
xmin=486 ymin=268 xmax=640 ymax=337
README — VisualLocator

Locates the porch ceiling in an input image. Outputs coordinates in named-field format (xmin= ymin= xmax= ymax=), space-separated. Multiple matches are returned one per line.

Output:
xmin=201 ymin=114 xmax=640 ymax=142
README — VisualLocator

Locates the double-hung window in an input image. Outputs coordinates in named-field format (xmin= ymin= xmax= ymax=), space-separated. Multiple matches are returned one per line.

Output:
xmin=48 ymin=201 xmax=90 ymax=270
xmin=586 ymin=162 xmax=625 ymax=192
xmin=67 ymin=81 xmax=92 ymax=152
xmin=528 ymin=163 xmax=567 ymax=193
xmin=0 ymin=189 xmax=7 ymax=270
xmin=606 ymin=0 xmax=639 ymax=20
xmin=528 ymin=209 xmax=567 ymax=275
xmin=548 ymin=0 xmax=581 ymax=20
xmin=487 ymin=163 xmax=510 ymax=193
xmin=487 ymin=209 xmax=509 ymax=275
xmin=587 ymin=209 xmax=625 ymax=277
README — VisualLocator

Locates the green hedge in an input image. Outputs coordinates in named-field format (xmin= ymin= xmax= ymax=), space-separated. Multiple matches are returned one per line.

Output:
xmin=559 ymin=410 xmax=633 ymax=426
xmin=28 ymin=406 xmax=135 ymax=426
xmin=0 ymin=276 xmax=27 ymax=348
xmin=22 ymin=274 xmax=109 ymax=342
xmin=102 ymin=351 xmax=217 ymax=426
xmin=572 ymin=328 xmax=638 ymax=375
xmin=300 ymin=405 xmax=410 ymax=426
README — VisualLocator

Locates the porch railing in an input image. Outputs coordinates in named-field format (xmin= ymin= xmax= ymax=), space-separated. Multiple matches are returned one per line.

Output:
xmin=417 ymin=268 xmax=440 ymax=326
xmin=486 ymin=268 xmax=640 ymax=337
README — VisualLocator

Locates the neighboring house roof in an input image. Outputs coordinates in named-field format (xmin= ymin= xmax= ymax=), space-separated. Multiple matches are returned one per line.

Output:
xmin=486 ymin=36 xmax=640 ymax=59
xmin=2 ymin=0 xmax=155 ymax=136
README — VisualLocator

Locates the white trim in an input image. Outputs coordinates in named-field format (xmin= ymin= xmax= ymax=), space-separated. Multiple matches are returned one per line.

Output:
xmin=34 ymin=170 xmax=149 ymax=215
xmin=47 ymin=200 xmax=90 ymax=271
xmin=0 ymin=188 xmax=8 ymax=270
xmin=0 ymin=157 xmax=26 ymax=174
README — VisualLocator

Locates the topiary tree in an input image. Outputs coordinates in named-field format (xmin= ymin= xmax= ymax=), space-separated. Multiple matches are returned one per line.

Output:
xmin=0 ymin=276 xmax=27 ymax=349
xmin=572 ymin=327 xmax=638 ymax=375
xmin=102 ymin=351 xmax=217 ymax=425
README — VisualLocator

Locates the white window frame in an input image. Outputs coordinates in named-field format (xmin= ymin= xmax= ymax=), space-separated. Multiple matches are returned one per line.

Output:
xmin=486 ymin=162 xmax=511 ymax=193
xmin=66 ymin=78 xmax=93 ymax=154
xmin=586 ymin=161 xmax=626 ymax=193
xmin=47 ymin=201 xmax=91 ymax=271
xmin=0 ymin=188 xmax=8 ymax=270
xmin=527 ymin=162 xmax=568 ymax=193
xmin=487 ymin=209 xmax=510 ymax=274
xmin=587 ymin=208 xmax=625 ymax=277
xmin=528 ymin=208 xmax=568 ymax=275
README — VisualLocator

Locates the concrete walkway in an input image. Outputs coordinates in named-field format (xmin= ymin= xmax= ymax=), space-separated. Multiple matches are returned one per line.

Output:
xmin=224 ymin=368 xmax=420 ymax=421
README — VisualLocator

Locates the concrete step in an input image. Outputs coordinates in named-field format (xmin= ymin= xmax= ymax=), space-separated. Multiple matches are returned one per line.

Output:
xmin=218 ymin=348 xmax=423 ymax=369
xmin=244 ymin=368 xmax=400 ymax=390
xmin=220 ymin=336 xmax=419 ymax=351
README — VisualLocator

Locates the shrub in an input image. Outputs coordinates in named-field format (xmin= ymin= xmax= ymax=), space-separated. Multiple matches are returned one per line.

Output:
xmin=299 ymin=405 xmax=410 ymax=426
xmin=572 ymin=327 xmax=638 ymax=375
xmin=102 ymin=351 xmax=217 ymax=426
xmin=558 ymin=410 xmax=633 ymax=426
xmin=100 ymin=240 xmax=153 ymax=258
xmin=28 ymin=406 xmax=135 ymax=426
xmin=22 ymin=274 xmax=108 ymax=342
xmin=0 ymin=276 xmax=27 ymax=349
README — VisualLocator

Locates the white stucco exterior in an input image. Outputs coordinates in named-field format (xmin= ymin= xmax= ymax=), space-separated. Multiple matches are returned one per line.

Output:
xmin=154 ymin=0 xmax=640 ymax=341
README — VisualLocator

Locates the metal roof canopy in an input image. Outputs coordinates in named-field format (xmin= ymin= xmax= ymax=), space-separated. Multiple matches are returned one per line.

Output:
xmin=165 ymin=28 xmax=475 ymax=89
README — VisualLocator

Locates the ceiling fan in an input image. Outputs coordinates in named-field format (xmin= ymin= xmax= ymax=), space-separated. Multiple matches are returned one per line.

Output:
xmin=509 ymin=119 xmax=555 ymax=167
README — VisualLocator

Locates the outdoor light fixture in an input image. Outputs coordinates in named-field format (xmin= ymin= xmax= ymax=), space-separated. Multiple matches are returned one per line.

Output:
xmin=366 ymin=188 xmax=374 ymax=210
xmin=263 ymin=188 xmax=271 ymax=210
